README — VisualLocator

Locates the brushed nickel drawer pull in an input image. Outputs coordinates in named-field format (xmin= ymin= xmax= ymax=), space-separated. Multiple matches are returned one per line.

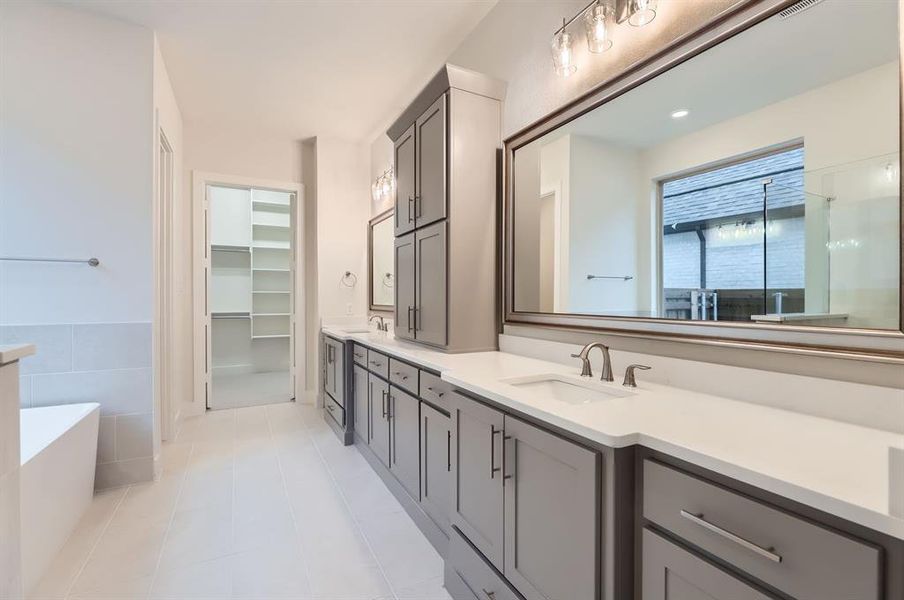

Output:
xmin=481 ymin=590 xmax=496 ymax=600
xmin=393 ymin=371 xmax=408 ymax=381
xmin=680 ymin=510 xmax=782 ymax=563
xmin=426 ymin=386 xmax=445 ymax=397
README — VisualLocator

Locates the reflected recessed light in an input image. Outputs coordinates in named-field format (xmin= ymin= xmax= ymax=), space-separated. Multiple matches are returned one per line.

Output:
xmin=671 ymin=109 xmax=689 ymax=119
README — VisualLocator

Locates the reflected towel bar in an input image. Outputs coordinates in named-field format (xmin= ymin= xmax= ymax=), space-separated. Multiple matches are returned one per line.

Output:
xmin=587 ymin=274 xmax=633 ymax=281
xmin=0 ymin=256 xmax=99 ymax=267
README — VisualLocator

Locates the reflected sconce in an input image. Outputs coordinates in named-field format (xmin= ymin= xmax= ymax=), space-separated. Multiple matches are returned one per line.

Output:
xmin=551 ymin=0 xmax=659 ymax=76
xmin=371 ymin=166 xmax=395 ymax=204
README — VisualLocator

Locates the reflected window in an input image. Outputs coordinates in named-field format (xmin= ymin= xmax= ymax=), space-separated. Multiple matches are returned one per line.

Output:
xmin=661 ymin=146 xmax=805 ymax=321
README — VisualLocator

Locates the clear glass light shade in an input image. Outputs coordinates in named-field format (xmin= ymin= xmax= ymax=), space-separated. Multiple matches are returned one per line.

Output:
xmin=584 ymin=1 xmax=612 ymax=53
xmin=628 ymin=0 xmax=658 ymax=27
xmin=551 ymin=29 xmax=577 ymax=77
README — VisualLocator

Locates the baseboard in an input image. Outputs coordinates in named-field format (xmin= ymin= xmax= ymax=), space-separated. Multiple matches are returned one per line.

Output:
xmin=354 ymin=436 xmax=449 ymax=558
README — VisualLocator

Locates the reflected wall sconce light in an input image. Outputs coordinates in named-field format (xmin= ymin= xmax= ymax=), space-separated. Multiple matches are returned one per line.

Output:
xmin=552 ymin=0 xmax=659 ymax=76
xmin=371 ymin=167 xmax=395 ymax=204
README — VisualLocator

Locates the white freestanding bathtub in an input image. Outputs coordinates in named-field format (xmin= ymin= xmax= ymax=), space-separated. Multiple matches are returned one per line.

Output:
xmin=19 ymin=403 xmax=100 ymax=594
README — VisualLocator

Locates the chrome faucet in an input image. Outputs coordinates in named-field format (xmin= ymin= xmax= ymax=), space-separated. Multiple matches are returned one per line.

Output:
xmin=369 ymin=314 xmax=388 ymax=332
xmin=571 ymin=342 xmax=614 ymax=382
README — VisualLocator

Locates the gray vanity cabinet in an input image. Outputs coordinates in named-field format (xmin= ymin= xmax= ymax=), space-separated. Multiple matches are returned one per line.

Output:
xmin=369 ymin=374 xmax=390 ymax=467
xmin=352 ymin=365 xmax=369 ymax=443
xmin=414 ymin=94 xmax=447 ymax=228
xmin=420 ymin=402 xmax=452 ymax=534
xmin=503 ymin=416 xmax=598 ymax=600
xmin=394 ymin=233 xmax=416 ymax=341
xmin=642 ymin=529 xmax=774 ymax=600
xmin=390 ymin=385 xmax=421 ymax=501
xmin=415 ymin=221 xmax=447 ymax=347
xmin=394 ymin=124 xmax=415 ymax=236
xmin=450 ymin=392 xmax=506 ymax=569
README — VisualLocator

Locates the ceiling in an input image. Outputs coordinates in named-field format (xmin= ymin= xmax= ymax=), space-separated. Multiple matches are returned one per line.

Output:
xmin=542 ymin=0 xmax=898 ymax=150
xmin=65 ymin=0 xmax=497 ymax=142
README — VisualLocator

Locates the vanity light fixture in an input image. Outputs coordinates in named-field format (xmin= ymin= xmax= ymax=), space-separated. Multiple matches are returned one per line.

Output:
xmin=371 ymin=167 xmax=395 ymax=204
xmin=584 ymin=0 xmax=613 ymax=53
xmin=551 ymin=19 xmax=577 ymax=77
xmin=670 ymin=108 xmax=689 ymax=119
xmin=552 ymin=0 xmax=660 ymax=76
xmin=627 ymin=0 xmax=658 ymax=27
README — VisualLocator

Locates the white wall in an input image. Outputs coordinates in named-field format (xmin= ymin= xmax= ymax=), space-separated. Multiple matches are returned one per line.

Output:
xmin=0 ymin=1 xmax=154 ymax=325
xmin=0 ymin=1 xmax=158 ymax=488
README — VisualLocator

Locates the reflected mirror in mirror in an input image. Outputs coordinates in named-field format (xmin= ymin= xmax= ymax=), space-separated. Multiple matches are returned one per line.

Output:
xmin=369 ymin=209 xmax=395 ymax=310
xmin=512 ymin=0 xmax=900 ymax=330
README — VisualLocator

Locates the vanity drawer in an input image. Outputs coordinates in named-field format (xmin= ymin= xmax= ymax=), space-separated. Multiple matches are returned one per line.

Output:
xmin=352 ymin=343 xmax=368 ymax=367
xmin=642 ymin=459 xmax=880 ymax=600
xmin=419 ymin=371 xmax=451 ymax=412
xmin=389 ymin=358 xmax=418 ymax=395
xmin=366 ymin=350 xmax=389 ymax=379
xmin=447 ymin=527 xmax=523 ymax=600
xmin=324 ymin=394 xmax=345 ymax=428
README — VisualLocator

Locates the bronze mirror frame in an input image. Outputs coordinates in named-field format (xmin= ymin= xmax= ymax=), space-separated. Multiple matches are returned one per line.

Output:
xmin=369 ymin=208 xmax=395 ymax=312
xmin=502 ymin=0 xmax=904 ymax=363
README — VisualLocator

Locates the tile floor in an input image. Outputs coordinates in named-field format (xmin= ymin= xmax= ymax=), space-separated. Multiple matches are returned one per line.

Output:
xmin=29 ymin=402 xmax=451 ymax=600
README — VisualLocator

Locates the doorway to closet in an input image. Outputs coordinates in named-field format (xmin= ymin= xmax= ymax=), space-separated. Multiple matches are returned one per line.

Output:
xmin=195 ymin=176 xmax=303 ymax=411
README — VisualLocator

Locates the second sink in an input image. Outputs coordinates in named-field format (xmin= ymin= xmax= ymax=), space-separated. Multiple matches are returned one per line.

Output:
xmin=500 ymin=374 xmax=634 ymax=405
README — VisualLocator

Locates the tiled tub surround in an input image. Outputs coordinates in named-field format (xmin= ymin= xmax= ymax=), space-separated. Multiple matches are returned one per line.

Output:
xmin=1 ymin=344 xmax=35 ymax=600
xmin=0 ymin=323 xmax=154 ymax=488
xmin=322 ymin=326 xmax=904 ymax=541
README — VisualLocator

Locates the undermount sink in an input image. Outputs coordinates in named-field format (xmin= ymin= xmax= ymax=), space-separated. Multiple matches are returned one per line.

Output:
xmin=337 ymin=326 xmax=371 ymax=334
xmin=499 ymin=374 xmax=634 ymax=405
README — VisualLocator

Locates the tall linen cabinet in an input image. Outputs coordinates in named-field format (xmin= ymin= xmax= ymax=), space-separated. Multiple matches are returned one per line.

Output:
xmin=390 ymin=65 xmax=505 ymax=352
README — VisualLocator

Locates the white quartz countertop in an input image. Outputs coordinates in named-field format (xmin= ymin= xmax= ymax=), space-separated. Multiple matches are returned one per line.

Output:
xmin=0 ymin=343 xmax=35 ymax=365
xmin=322 ymin=326 xmax=904 ymax=540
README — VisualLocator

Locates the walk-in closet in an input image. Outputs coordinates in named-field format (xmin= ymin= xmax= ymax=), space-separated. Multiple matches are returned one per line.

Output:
xmin=206 ymin=184 xmax=297 ymax=409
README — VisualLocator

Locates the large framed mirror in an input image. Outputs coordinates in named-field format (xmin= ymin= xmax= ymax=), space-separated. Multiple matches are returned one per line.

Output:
xmin=369 ymin=209 xmax=394 ymax=312
xmin=505 ymin=0 xmax=903 ymax=359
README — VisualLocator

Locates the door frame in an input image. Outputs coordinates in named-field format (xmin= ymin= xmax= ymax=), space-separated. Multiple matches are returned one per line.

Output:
xmin=191 ymin=170 xmax=305 ymax=415
xmin=154 ymin=123 xmax=176 ymax=443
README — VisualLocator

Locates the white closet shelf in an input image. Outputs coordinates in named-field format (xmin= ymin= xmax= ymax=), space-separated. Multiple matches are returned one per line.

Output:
xmin=212 ymin=311 xmax=251 ymax=319
xmin=211 ymin=244 xmax=250 ymax=252
xmin=252 ymin=223 xmax=290 ymax=230
xmin=252 ymin=290 xmax=290 ymax=294
xmin=252 ymin=268 xmax=290 ymax=272
xmin=252 ymin=241 xmax=290 ymax=250
xmin=253 ymin=312 xmax=290 ymax=316
xmin=252 ymin=199 xmax=290 ymax=209
xmin=252 ymin=334 xmax=291 ymax=340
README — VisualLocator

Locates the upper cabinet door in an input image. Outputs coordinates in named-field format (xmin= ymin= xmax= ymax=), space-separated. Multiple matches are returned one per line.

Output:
xmin=502 ymin=415 xmax=598 ymax=600
xmin=394 ymin=232 xmax=416 ymax=341
xmin=415 ymin=94 xmax=447 ymax=229
xmin=415 ymin=221 xmax=447 ymax=347
xmin=394 ymin=124 xmax=416 ymax=236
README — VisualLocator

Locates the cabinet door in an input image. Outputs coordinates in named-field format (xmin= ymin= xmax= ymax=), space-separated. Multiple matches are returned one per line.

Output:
xmin=353 ymin=365 xmax=369 ymax=443
xmin=415 ymin=94 xmax=447 ymax=228
xmin=394 ymin=124 xmax=416 ymax=236
xmin=329 ymin=339 xmax=344 ymax=407
xmin=394 ymin=232 xmax=416 ymax=341
xmin=503 ymin=415 xmax=598 ymax=600
xmin=369 ymin=375 xmax=391 ymax=467
xmin=450 ymin=392 xmax=505 ymax=570
xmin=642 ymin=529 xmax=776 ymax=600
xmin=324 ymin=338 xmax=336 ymax=398
xmin=390 ymin=386 xmax=420 ymax=501
xmin=415 ymin=221 xmax=447 ymax=347
xmin=420 ymin=402 xmax=452 ymax=534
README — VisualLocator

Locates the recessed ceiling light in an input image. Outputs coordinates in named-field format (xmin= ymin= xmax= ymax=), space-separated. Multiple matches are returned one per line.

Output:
xmin=671 ymin=109 xmax=689 ymax=119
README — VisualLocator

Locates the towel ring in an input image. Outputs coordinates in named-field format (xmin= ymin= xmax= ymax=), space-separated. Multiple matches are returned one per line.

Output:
xmin=341 ymin=271 xmax=358 ymax=287
xmin=382 ymin=272 xmax=394 ymax=288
